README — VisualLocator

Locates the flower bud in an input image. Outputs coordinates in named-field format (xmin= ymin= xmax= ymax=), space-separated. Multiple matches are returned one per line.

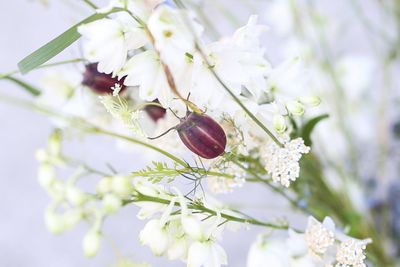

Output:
xmin=45 ymin=209 xmax=66 ymax=234
xmin=286 ymin=101 xmax=305 ymax=116
xmin=299 ymin=96 xmax=321 ymax=107
xmin=102 ymin=194 xmax=122 ymax=214
xmin=66 ymin=186 xmax=87 ymax=206
xmin=83 ymin=230 xmax=102 ymax=257
xmin=182 ymin=215 xmax=204 ymax=240
xmin=38 ymin=163 xmax=56 ymax=189
xmin=82 ymin=63 xmax=126 ymax=94
xmin=64 ymin=209 xmax=83 ymax=229
xmin=35 ymin=149 xmax=49 ymax=162
xmin=48 ymin=130 xmax=62 ymax=156
xmin=177 ymin=112 xmax=227 ymax=159
xmin=139 ymin=219 xmax=169 ymax=256
xmin=111 ymin=176 xmax=132 ymax=197
xmin=273 ymin=114 xmax=286 ymax=134
xmin=97 ymin=177 xmax=112 ymax=194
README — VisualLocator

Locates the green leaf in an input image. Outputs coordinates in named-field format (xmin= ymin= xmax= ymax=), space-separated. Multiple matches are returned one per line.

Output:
xmin=4 ymin=76 xmax=41 ymax=96
xmin=301 ymin=114 xmax=329 ymax=146
xmin=18 ymin=8 xmax=123 ymax=74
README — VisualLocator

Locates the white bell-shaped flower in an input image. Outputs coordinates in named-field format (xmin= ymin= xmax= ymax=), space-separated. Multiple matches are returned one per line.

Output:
xmin=247 ymin=236 xmax=290 ymax=267
xmin=187 ymin=240 xmax=228 ymax=267
xmin=139 ymin=219 xmax=170 ymax=256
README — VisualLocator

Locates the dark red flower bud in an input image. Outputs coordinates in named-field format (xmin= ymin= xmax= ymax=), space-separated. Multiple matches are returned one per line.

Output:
xmin=177 ymin=112 xmax=226 ymax=159
xmin=82 ymin=63 xmax=126 ymax=94
xmin=144 ymin=99 xmax=166 ymax=122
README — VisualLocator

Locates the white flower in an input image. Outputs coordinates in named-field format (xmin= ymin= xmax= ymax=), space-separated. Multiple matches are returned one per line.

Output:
xmin=111 ymin=175 xmax=133 ymax=197
xmin=97 ymin=177 xmax=113 ymax=194
xmin=100 ymin=94 xmax=146 ymax=136
xmin=273 ymin=114 xmax=287 ymax=134
xmin=65 ymin=185 xmax=87 ymax=206
xmin=102 ymin=193 xmax=122 ymax=214
xmin=148 ymin=5 xmax=203 ymax=63
xmin=187 ymin=240 xmax=228 ymax=267
xmin=287 ymin=217 xmax=335 ymax=259
xmin=286 ymin=100 xmax=305 ymax=116
xmin=266 ymin=57 xmax=312 ymax=97
xmin=45 ymin=207 xmax=67 ymax=234
xmin=247 ymin=236 xmax=290 ymax=267
xmin=262 ymin=137 xmax=310 ymax=187
xmin=139 ymin=219 xmax=170 ymax=256
xmin=305 ymin=217 xmax=335 ymax=258
xmin=82 ymin=230 xmax=102 ymax=257
xmin=133 ymin=178 xmax=170 ymax=219
xmin=190 ymin=15 xmax=271 ymax=111
xmin=335 ymin=239 xmax=369 ymax=267
xmin=78 ymin=13 xmax=148 ymax=75
xmin=38 ymin=163 xmax=56 ymax=189
xmin=207 ymin=162 xmax=246 ymax=194
xmin=97 ymin=0 xmax=155 ymax=19
xmin=118 ymin=50 xmax=174 ymax=107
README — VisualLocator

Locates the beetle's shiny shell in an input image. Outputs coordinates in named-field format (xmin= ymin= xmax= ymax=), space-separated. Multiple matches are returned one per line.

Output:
xmin=177 ymin=112 xmax=226 ymax=159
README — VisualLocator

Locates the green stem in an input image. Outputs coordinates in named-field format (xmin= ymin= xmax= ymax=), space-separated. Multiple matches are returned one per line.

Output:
xmin=88 ymin=126 xmax=188 ymax=168
xmin=1 ymin=58 xmax=84 ymax=79
xmin=81 ymin=0 xmax=98 ymax=9
xmin=130 ymin=193 xmax=290 ymax=230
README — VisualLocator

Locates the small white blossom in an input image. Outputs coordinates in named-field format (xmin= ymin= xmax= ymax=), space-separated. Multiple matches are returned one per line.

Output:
xmin=78 ymin=13 xmax=148 ymax=75
xmin=111 ymin=175 xmax=133 ymax=197
xmin=102 ymin=193 xmax=122 ymax=214
xmin=207 ymin=162 xmax=246 ymax=194
xmin=187 ymin=240 xmax=228 ymax=267
xmin=65 ymin=185 xmax=87 ymax=206
xmin=263 ymin=137 xmax=310 ymax=187
xmin=139 ymin=219 xmax=170 ymax=256
xmin=247 ymin=235 xmax=290 ymax=267
xmin=273 ymin=114 xmax=287 ymax=134
xmin=305 ymin=217 xmax=335 ymax=258
xmin=100 ymin=94 xmax=146 ymax=136
xmin=335 ymin=239 xmax=369 ymax=267
xmin=286 ymin=100 xmax=305 ymax=116
xmin=82 ymin=230 xmax=102 ymax=257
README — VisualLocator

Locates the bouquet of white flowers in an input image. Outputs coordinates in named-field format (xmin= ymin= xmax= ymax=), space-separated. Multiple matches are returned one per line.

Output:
xmin=1 ymin=0 xmax=400 ymax=266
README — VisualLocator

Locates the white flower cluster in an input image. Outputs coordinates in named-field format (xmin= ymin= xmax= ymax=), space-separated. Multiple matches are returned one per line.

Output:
xmin=262 ymin=137 xmax=310 ymax=187
xmin=99 ymin=84 xmax=146 ymax=137
xmin=247 ymin=216 xmax=371 ymax=267
xmin=335 ymin=239 xmax=368 ymax=267
xmin=136 ymin=187 xmax=234 ymax=267
xmin=207 ymin=162 xmax=246 ymax=194
xmin=36 ymin=130 xmax=235 ymax=267
xmin=77 ymin=1 xmax=320 ymax=120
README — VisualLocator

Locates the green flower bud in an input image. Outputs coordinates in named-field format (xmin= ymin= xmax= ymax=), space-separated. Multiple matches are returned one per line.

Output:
xmin=38 ymin=163 xmax=56 ymax=189
xmin=102 ymin=194 xmax=122 ymax=214
xmin=83 ymin=230 xmax=102 ymax=257
xmin=273 ymin=114 xmax=287 ymax=134
xmin=48 ymin=130 xmax=62 ymax=157
xmin=66 ymin=186 xmax=87 ymax=206
xmin=299 ymin=96 xmax=321 ymax=107
xmin=64 ymin=209 xmax=83 ymax=229
xmin=45 ymin=208 xmax=66 ymax=234
xmin=97 ymin=177 xmax=113 ymax=195
xmin=111 ymin=176 xmax=132 ymax=197
xmin=35 ymin=149 xmax=49 ymax=162
xmin=286 ymin=100 xmax=305 ymax=116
